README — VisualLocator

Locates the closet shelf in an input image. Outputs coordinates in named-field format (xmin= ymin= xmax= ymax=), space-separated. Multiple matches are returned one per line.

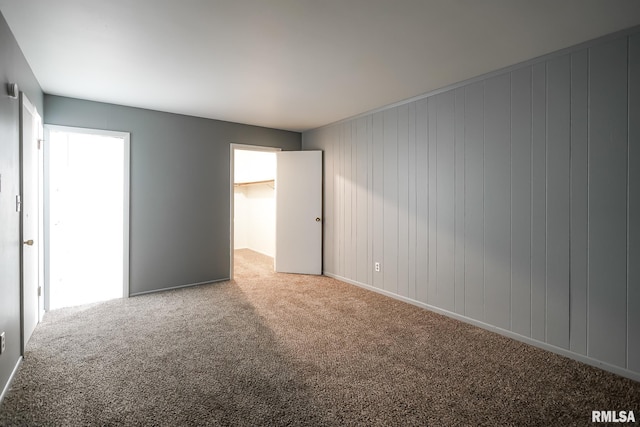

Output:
xmin=234 ymin=179 xmax=275 ymax=187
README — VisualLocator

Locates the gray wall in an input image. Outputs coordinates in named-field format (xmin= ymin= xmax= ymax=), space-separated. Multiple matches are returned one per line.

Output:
xmin=45 ymin=95 xmax=300 ymax=295
xmin=303 ymin=28 xmax=640 ymax=380
xmin=0 ymin=12 xmax=44 ymax=399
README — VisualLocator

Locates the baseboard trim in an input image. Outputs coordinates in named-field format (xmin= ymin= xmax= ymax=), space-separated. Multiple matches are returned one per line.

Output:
xmin=0 ymin=356 xmax=23 ymax=404
xmin=129 ymin=278 xmax=230 ymax=297
xmin=324 ymin=272 xmax=640 ymax=383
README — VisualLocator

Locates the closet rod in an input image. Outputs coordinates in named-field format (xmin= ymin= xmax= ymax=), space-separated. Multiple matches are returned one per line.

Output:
xmin=234 ymin=179 xmax=275 ymax=187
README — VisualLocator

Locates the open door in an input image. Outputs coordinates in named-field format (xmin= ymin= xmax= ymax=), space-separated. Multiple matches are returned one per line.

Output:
xmin=275 ymin=150 xmax=322 ymax=275
xmin=20 ymin=93 xmax=43 ymax=350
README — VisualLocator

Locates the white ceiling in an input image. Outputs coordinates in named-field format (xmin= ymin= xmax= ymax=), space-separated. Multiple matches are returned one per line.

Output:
xmin=2 ymin=1 xmax=640 ymax=132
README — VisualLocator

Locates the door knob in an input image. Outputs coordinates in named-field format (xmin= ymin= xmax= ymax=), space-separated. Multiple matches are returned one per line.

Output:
xmin=24 ymin=239 xmax=34 ymax=246
xmin=315 ymin=217 xmax=321 ymax=222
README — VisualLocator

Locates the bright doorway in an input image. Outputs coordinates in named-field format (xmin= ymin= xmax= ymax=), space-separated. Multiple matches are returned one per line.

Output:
xmin=45 ymin=126 xmax=130 ymax=310
xmin=230 ymin=145 xmax=279 ymax=277
xmin=229 ymin=145 xmax=323 ymax=278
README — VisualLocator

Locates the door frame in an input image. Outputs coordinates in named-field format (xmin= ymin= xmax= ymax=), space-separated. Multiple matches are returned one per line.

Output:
xmin=43 ymin=125 xmax=131 ymax=310
xmin=19 ymin=92 xmax=43 ymax=354
xmin=229 ymin=143 xmax=280 ymax=279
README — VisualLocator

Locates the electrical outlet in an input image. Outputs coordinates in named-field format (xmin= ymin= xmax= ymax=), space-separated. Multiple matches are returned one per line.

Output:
xmin=375 ymin=262 xmax=380 ymax=272
xmin=0 ymin=331 xmax=5 ymax=355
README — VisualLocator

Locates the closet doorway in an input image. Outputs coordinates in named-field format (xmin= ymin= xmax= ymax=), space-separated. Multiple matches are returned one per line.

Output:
xmin=230 ymin=144 xmax=280 ymax=277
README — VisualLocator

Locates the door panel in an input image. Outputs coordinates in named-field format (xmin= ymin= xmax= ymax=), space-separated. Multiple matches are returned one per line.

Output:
xmin=21 ymin=93 xmax=42 ymax=349
xmin=275 ymin=151 xmax=322 ymax=275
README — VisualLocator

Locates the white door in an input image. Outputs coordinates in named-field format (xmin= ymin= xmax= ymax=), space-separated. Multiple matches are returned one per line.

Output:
xmin=275 ymin=150 xmax=322 ymax=275
xmin=21 ymin=93 xmax=43 ymax=349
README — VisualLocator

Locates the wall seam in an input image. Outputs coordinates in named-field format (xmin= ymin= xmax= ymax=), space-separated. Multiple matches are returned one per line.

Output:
xmin=568 ymin=53 xmax=573 ymax=350
xmin=510 ymin=73 xmax=514 ymax=332
xmin=426 ymin=103 xmax=430 ymax=304
xmin=397 ymin=110 xmax=400 ymax=294
xmin=413 ymin=101 xmax=420 ymax=300
xmin=462 ymin=90 xmax=467 ymax=316
xmin=530 ymin=66 xmax=534 ymax=338
xmin=454 ymin=94 xmax=458 ymax=312
xmin=482 ymin=83 xmax=486 ymax=320
xmin=544 ymin=60 xmax=549 ymax=343
xmin=626 ymin=35 xmax=631 ymax=369
xmin=382 ymin=116 xmax=385 ymax=291
xmin=586 ymin=47 xmax=591 ymax=357
xmin=435 ymin=99 xmax=439 ymax=304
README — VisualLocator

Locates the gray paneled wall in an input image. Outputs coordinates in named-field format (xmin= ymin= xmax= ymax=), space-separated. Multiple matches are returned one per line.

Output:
xmin=303 ymin=29 xmax=640 ymax=379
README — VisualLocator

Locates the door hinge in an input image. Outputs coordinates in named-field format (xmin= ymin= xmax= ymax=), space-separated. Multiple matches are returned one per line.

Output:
xmin=16 ymin=194 xmax=21 ymax=212
xmin=38 ymin=139 xmax=43 ymax=150
xmin=38 ymin=286 xmax=41 ymax=297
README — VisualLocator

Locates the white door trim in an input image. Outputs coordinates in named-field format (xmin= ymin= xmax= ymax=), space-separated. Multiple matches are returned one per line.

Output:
xmin=43 ymin=124 xmax=131 ymax=310
xmin=19 ymin=92 xmax=42 ymax=354
xmin=229 ymin=143 xmax=280 ymax=279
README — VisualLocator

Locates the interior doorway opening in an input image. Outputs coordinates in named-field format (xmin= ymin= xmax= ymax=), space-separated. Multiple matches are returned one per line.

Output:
xmin=230 ymin=145 xmax=279 ymax=278
xmin=45 ymin=126 xmax=130 ymax=310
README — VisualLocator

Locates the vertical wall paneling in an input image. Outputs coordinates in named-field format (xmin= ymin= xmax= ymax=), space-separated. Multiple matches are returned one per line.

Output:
xmin=408 ymin=102 xmax=418 ymax=300
xmin=324 ymin=128 xmax=333 ymax=273
xmin=333 ymin=126 xmax=339 ymax=275
xmin=588 ymin=38 xmax=629 ymax=367
xmin=627 ymin=35 xmax=640 ymax=372
xmin=351 ymin=122 xmax=358 ymax=280
xmin=328 ymin=126 xmax=335 ymax=274
xmin=416 ymin=99 xmax=429 ymax=303
xmin=628 ymin=34 xmax=640 ymax=373
xmin=303 ymin=29 xmax=640 ymax=380
xmin=383 ymin=108 xmax=399 ymax=293
xmin=570 ymin=49 xmax=589 ymax=355
xmin=510 ymin=66 xmax=533 ymax=337
xmin=344 ymin=122 xmax=353 ymax=279
xmin=436 ymin=91 xmax=456 ymax=310
xmin=483 ymin=74 xmax=512 ymax=330
xmin=334 ymin=125 xmax=342 ymax=275
xmin=531 ymin=62 xmax=547 ymax=342
xmin=398 ymin=104 xmax=410 ymax=297
xmin=464 ymin=82 xmax=485 ymax=320
xmin=454 ymin=88 xmax=466 ymax=315
xmin=336 ymin=124 xmax=343 ymax=276
xmin=428 ymin=98 xmax=438 ymax=304
xmin=367 ymin=116 xmax=374 ymax=287
xmin=356 ymin=117 xmax=369 ymax=284
xmin=372 ymin=112 xmax=384 ymax=289
xmin=546 ymin=55 xmax=571 ymax=349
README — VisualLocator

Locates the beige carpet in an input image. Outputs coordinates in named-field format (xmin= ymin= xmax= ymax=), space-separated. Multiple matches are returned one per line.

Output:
xmin=0 ymin=249 xmax=638 ymax=426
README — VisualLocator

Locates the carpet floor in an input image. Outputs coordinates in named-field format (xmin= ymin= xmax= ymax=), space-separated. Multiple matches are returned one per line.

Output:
xmin=1 ymin=249 xmax=639 ymax=426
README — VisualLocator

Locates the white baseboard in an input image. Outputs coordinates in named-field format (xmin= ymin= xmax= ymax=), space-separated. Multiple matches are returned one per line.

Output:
xmin=0 ymin=356 xmax=23 ymax=404
xmin=324 ymin=271 xmax=640 ymax=383
xmin=129 ymin=278 xmax=229 ymax=297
